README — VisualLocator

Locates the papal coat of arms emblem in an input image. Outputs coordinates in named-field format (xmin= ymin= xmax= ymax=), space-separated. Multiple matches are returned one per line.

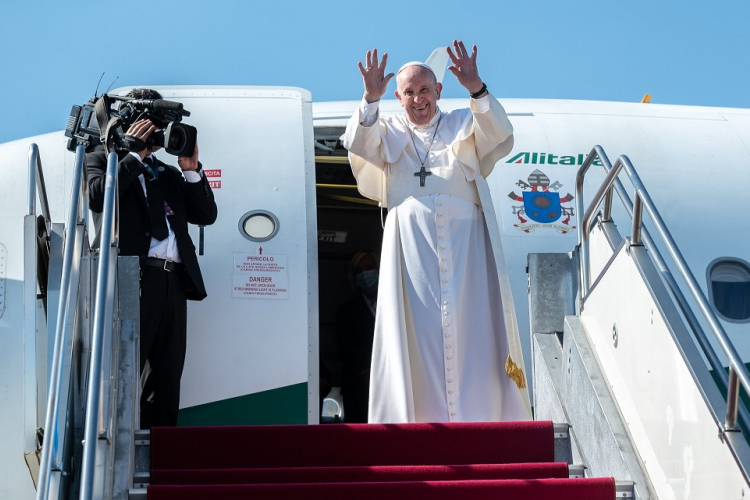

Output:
xmin=508 ymin=169 xmax=576 ymax=234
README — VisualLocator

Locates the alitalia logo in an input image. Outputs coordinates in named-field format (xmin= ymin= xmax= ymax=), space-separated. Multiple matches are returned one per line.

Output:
xmin=506 ymin=152 xmax=602 ymax=166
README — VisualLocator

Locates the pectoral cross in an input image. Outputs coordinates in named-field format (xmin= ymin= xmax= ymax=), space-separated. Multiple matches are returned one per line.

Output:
xmin=409 ymin=113 xmax=443 ymax=188
xmin=414 ymin=165 xmax=432 ymax=187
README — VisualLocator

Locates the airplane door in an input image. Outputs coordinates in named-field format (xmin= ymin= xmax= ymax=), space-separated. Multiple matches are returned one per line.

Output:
xmin=149 ymin=87 xmax=318 ymax=425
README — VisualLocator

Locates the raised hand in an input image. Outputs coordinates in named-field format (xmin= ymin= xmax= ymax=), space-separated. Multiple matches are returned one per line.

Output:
xmin=446 ymin=40 xmax=484 ymax=95
xmin=358 ymin=48 xmax=395 ymax=103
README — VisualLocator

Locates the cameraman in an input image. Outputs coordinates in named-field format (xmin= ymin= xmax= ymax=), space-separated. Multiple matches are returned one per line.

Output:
xmin=87 ymin=88 xmax=217 ymax=428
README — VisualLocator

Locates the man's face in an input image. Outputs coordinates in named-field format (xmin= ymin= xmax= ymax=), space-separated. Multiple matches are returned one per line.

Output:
xmin=395 ymin=66 xmax=442 ymax=126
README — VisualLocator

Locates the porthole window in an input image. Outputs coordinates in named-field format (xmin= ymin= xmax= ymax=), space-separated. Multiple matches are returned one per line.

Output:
xmin=239 ymin=210 xmax=280 ymax=242
xmin=708 ymin=259 xmax=750 ymax=322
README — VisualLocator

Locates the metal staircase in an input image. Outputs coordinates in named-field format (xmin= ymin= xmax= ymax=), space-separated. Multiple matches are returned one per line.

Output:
xmin=531 ymin=146 xmax=750 ymax=499
xmin=29 ymin=145 xmax=141 ymax=500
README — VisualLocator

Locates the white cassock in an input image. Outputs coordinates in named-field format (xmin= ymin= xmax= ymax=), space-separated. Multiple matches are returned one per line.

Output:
xmin=343 ymin=93 xmax=532 ymax=423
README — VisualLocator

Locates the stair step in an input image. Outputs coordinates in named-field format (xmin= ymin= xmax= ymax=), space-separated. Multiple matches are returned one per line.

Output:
xmin=146 ymin=477 xmax=616 ymax=500
xmin=151 ymin=421 xmax=555 ymax=470
xmin=150 ymin=462 xmax=569 ymax=485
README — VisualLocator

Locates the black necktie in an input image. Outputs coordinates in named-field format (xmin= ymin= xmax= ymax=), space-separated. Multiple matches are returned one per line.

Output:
xmin=144 ymin=157 xmax=169 ymax=241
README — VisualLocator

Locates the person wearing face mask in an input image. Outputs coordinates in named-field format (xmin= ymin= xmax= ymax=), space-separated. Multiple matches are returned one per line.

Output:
xmin=336 ymin=252 xmax=379 ymax=423
xmin=342 ymin=41 xmax=530 ymax=424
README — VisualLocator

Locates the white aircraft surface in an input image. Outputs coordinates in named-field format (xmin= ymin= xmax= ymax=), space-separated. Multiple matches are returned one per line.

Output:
xmin=0 ymin=80 xmax=748 ymax=500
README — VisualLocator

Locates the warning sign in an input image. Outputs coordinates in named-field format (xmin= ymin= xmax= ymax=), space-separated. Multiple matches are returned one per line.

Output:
xmin=232 ymin=253 xmax=288 ymax=299
xmin=204 ymin=169 xmax=221 ymax=189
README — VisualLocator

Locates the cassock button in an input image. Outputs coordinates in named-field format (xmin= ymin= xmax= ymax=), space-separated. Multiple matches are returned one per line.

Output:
xmin=438 ymin=225 xmax=443 ymax=229
xmin=448 ymin=379 xmax=453 ymax=383
xmin=437 ymin=214 xmax=443 ymax=218
xmin=439 ymin=236 xmax=444 ymax=240
xmin=441 ymin=268 xmax=447 ymax=273
xmin=440 ymin=246 xmax=445 ymax=250
xmin=446 ymin=345 xmax=451 ymax=349
xmin=444 ymin=322 xmax=449 ymax=326
xmin=451 ymin=412 xmax=456 ymax=417
xmin=443 ymin=301 xmax=449 ymax=305
xmin=447 ymin=356 xmax=452 ymax=361
xmin=441 ymin=258 xmax=446 ymax=262
xmin=436 ymin=202 xmax=442 ymax=206
xmin=442 ymin=280 xmax=447 ymax=283
xmin=443 ymin=291 xmax=448 ymax=294
xmin=445 ymin=334 xmax=450 ymax=338
xmin=448 ymin=389 xmax=453 ymax=394
xmin=447 ymin=367 xmax=452 ymax=371
xmin=449 ymin=401 xmax=455 ymax=405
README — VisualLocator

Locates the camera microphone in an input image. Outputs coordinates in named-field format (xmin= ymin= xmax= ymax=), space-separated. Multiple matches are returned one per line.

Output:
xmin=151 ymin=99 xmax=184 ymax=111
xmin=129 ymin=98 xmax=185 ymax=112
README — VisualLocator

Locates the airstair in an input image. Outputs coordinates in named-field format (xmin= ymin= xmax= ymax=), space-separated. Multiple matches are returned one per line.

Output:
xmin=26 ymin=143 xmax=747 ymax=499
xmin=27 ymin=145 xmax=141 ymax=500
xmin=529 ymin=147 xmax=750 ymax=499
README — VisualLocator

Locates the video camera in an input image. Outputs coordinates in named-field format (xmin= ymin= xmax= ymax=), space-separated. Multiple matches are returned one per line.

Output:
xmin=65 ymin=94 xmax=197 ymax=157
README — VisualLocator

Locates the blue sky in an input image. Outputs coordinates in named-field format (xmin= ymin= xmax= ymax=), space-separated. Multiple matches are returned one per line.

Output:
xmin=1 ymin=0 xmax=747 ymax=144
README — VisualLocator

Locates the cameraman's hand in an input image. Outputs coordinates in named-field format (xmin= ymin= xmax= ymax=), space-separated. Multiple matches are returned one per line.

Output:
xmin=178 ymin=142 xmax=200 ymax=172
xmin=125 ymin=119 xmax=156 ymax=160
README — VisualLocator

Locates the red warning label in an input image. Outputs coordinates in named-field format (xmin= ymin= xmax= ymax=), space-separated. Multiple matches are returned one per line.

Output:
xmin=232 ymin=253 xmax=288 ymax=299
xmin=209 ymin=180 xmax=222 ymax=189
xmin=204 ymin=169 xmax=221 ymax=178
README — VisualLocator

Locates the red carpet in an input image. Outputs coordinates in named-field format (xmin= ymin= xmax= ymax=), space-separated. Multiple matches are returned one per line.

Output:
xmin=151 ymin=462 xmax=569 ymax=485
xmin=150 ymin=421 xmax=554 ymax=469
xmin=148 ymin=421 xmax=616 ymax=499
xmin=148 ymin=478 xmax=616 ymax=500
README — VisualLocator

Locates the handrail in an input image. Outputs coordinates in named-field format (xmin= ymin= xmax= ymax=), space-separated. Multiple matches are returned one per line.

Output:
xmin=79 ymin=151 xmax=119 ymax=500
xmin=23 ymin=147 xmax=41 ymax=493
xmin=604 ymin=170 xmax=747 ymax=431
xmin=575 ymin=145 xmax=750 ymax=434
xmin=36 ymin=144 xmax=89 ymax=500
xmin=28 ymin=144 xmax=52 ymax=228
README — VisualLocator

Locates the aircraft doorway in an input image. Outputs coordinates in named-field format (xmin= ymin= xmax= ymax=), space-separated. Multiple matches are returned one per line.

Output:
xmin=314 ymin=134 xmax=383 ymax=424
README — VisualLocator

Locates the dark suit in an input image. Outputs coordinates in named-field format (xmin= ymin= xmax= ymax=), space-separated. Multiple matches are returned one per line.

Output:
xmin=336 ymin=294 xmax=376 ymax=423
xmin=87 ymin=146 xmax=217 ymax=427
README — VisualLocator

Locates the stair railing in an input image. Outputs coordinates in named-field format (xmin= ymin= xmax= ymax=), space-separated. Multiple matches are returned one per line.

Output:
xmin=24 ymin=144 xmax=52 ymax=431
xmin=36 ymin=144 xmax=90 ymax=500
xmin=28 ymin=144 xmax=52 ymax=311
xmin=26 ymin=143 xmax=50 ymax=496
xmin=78 ymin=151 xmax=119 ymax=500
xmin=27 ymin=143 xmax=52 ymax=228
xmin=575 ymin=145 xmax=750 ymax=447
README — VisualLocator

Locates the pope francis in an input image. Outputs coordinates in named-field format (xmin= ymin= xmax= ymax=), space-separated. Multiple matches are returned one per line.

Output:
xmin=342 ymin=40 xmax=530 ymax=423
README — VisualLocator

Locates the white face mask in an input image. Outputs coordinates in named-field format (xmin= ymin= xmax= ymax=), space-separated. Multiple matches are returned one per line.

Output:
xmin=355 ymin=270 xmax=379 ymax=293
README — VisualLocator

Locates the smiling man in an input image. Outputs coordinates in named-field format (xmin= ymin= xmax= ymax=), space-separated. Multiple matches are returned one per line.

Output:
xmin=343 ymin=40 xmax=530 ymax=424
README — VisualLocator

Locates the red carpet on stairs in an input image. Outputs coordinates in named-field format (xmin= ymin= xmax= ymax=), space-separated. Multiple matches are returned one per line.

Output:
xmin=151 ymin=421 xmax=554 ymax=469
xmin=148 ymin=421 xmax=616 ymax=500
xmin=148 ymin=478 xmax=616 ymax=500
xmin=151 ymin=462 xmax=570 ymax=485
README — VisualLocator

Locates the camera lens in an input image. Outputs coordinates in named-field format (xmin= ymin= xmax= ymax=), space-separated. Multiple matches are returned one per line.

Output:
xmin=164 ymin=122 xmax=197 ymax=157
